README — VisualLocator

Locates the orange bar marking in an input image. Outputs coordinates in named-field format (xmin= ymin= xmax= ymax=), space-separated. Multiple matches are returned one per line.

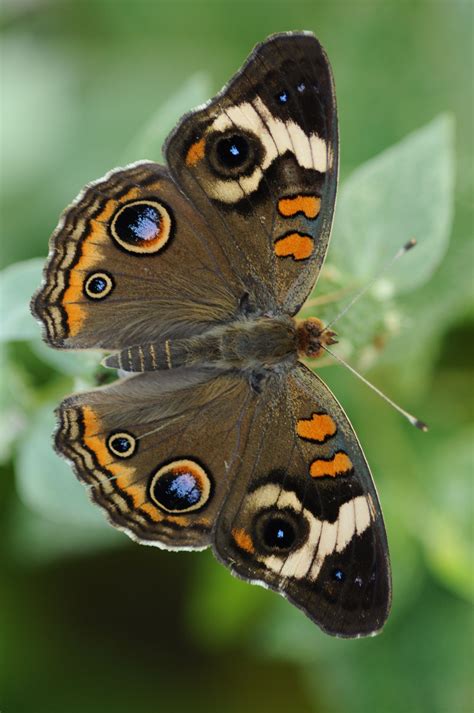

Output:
xmin=278 ymin=195 xmax=321 ymax=219
xmin=62 ymin=185 xmax=144 ymax=336
xmin=185 ymin=138 xmax=206 ymax=166
xmin=82 ymin=405 xmax=141 ymax=504
xmin=297 ymin=413 xmax=337 ymax=442
xmin=310 ymin=452 xmax=353 ymax=478
xmin=274 ymin=233 xmax=314 ymax=260
xmin=232 ymin=528 xmax=255 ymax=554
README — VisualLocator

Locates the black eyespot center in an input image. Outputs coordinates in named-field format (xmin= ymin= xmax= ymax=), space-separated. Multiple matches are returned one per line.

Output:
xmin=263 ymin=516 xmax=296 ymax=549
xmin=215 ymin=134 xmax=249 ymax=168
xmin=207 ymin=130 xmax=262 ymax=179
xmin=253 ymin=507 xmax=306 ymax=554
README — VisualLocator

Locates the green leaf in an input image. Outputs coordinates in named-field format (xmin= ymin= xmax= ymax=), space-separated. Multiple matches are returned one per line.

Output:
xmin=0 ymin=258 xmax=43 ymax=341
xmin=121 ymin=73 xmax=212 ymax=163
xmin=381 ymin=238 xmax=474 ymax=392
xmin=415 ymin=426 xmax=473 ymax=601
xmin=0 ymin=346 xmax=29 ymax=462
xmin=7 ymin=502 xmax=121 ymax=564
xmin=330 ymin=114 xmax=455 ymax=294
xmin=187 ymin=550 xmax=269 ymax=648
xmin=30 ymin=340 xmax=103 ymax=378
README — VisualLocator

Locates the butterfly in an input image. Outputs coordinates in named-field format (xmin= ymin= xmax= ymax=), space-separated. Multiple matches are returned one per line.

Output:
xmin=32 ymin=31 xmax=391 ymax=637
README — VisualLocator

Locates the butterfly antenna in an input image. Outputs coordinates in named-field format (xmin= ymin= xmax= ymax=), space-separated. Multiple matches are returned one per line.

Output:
xmin=321 ymin=239 xmax=417 ymax=335
xmin=321 ymin=344 xmax=428 ymax=431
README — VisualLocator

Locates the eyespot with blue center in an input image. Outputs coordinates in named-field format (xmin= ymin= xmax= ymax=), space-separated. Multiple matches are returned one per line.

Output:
xmin=215 ymin=134 xmax=249 ymax=168
xmin=253 ymin=507 xmax=307 ymax=554
xmin=84 ymin=271 xmax=114 ymax=300
xmin=208 ymin=130 xmax=262 ymax=178
xmin=263 ymin=517 xmax=295 ymax=549
xmin=107 ymin=431 xmax=137 ymax=459
xmin=149 ymin=459 xmax=212 ymax=514
xmin=111 ymin=199 xmax=173 ymax=254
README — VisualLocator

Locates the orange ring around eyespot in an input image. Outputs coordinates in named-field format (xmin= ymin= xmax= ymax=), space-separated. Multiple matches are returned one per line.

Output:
xmin=110 ymin=199 xmax=172 ymax=254
xmin=149 ymin=459 xmax=211 ymax=514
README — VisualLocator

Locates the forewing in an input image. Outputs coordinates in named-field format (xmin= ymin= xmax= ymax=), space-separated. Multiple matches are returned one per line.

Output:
xmin=32 ymin=161 xmax=243 ymax=350
xmin=165 ymin=32 xmax=338 ymax=313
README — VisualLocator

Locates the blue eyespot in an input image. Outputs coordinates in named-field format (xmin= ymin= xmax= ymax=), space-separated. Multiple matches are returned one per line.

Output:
xmin=297 ymin=82 xmax=306 ymax=93
xmin=111 ymin=200 xmax=172 ymax=254
xmin=115 ymin=204 xmax=160 ymax=244
xmin=149 ymin=459 xmax=211 ymax=513
xmin=332 ymin=568 xmax=345 ymax=583
xmin=277 ymin=90 xmax=288 ymax=104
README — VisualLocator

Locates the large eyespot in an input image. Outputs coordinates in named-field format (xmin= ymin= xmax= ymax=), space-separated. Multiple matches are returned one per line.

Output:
xmin=253 ymin=508 xmax=308 ymax=554
xmin=148 ymin=459 xmax=212 ymax=514
xmin=111 ymin=200 xmax=173 ymax=254
xmin=207 ymin=130 xmax=262 ymax=178
xmin=107 ymin=431 xmax=137 ymax=459
xmin=84 ymin=271 xmax=114 ymax=300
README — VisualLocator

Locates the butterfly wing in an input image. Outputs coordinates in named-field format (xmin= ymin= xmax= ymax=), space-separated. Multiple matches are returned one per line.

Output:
xmin=212 ymin=363 xmax=391 ymax=637
xmin=58 ymin=359 xmax=390 ymax=634
xmin=165 ymin=31 xmax=338 ymax=314
xmin=33 ymin=32 xmax=338 ymax=350
xmin=32 ymin=161 xmax=243 ymax=349
xmin=55 ymin=368 xmax=258 ymax=549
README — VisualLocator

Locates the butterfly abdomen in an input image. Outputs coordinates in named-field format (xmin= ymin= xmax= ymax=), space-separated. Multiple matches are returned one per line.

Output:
xmin=103 ymin=316 xmax=298 ymax=373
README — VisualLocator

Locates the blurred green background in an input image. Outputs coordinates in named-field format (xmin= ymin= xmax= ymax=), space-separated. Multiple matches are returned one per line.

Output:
xmin=1 ymin=1 xmax=473 ymax=711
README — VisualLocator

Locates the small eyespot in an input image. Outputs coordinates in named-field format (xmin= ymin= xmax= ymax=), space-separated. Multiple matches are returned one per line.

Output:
xmin=107 ymin=431 xmax=137 ymax=459
xmin=276 ymin=89 xmax=289 ymax=104
xmin=111 ymin=200 xmax=173 ymax=254
xmin=84 ymin=271 xmax=114 ymax=300
xmin=332 ymin=568 xmax=346 ymax=583
xmin=297 ymin=82 xmax=306 ymax=93
xmin=149 ymin=459 xmax=212 ymax=514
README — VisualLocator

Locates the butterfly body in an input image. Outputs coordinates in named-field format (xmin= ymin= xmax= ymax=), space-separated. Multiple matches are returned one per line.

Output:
xmin=32 ymin=32 xmax=391 ymax=637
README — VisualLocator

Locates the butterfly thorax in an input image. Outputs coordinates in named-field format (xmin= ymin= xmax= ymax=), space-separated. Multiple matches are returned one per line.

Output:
xmin=104 ymin=315 xmax=336 ymax=373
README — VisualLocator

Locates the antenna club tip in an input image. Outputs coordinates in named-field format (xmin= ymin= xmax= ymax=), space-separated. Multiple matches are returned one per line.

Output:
xmin=415 ymin=419 xmax=429 ymax=432
xmin=404 ymin=238 xmax=417 ymax=251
